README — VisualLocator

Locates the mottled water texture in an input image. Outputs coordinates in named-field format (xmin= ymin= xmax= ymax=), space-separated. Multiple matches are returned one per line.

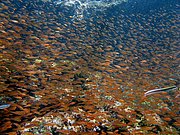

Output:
xmin=0 ymin=0 xmax=179 ymax=134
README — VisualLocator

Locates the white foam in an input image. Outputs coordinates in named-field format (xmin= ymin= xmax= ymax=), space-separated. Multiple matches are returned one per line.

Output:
xmin=54 ymin=0 xmax=128 ymax=19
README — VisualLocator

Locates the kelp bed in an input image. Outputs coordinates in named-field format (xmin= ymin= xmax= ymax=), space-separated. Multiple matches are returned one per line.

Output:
xmin=0 ymin=0 xmax=179 ymax=134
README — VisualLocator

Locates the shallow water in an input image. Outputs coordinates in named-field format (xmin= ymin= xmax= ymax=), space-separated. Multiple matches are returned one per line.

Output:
xmin=0 ymin=0 xmax=179 ymax=134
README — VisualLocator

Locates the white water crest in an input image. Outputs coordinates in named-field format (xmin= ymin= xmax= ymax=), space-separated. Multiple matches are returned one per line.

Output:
xmin=54 ymin=0 xmax=128 ymax=19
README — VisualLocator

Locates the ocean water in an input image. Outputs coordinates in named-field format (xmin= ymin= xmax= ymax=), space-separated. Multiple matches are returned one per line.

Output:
xmin=0 ymin=0 xmax=179 ymax=134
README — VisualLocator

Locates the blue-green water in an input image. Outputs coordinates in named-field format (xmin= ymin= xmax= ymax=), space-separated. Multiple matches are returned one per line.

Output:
xmin=0 ymin=0 xmax=179 ymax=134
